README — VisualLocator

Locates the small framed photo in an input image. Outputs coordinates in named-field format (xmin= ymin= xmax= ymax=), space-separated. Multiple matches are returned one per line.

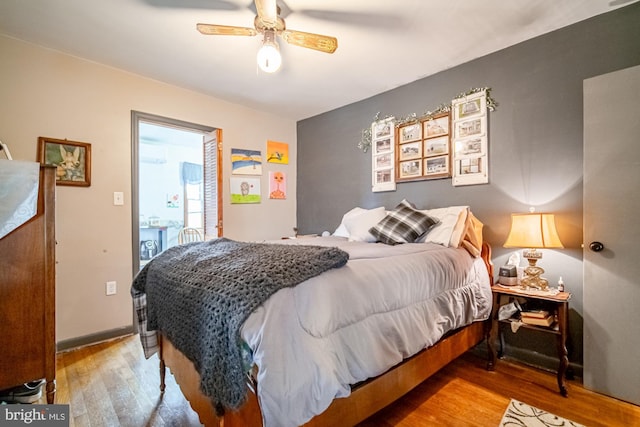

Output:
xmin=454 ymin=136 xmax=486 ymax=159
xmin=399 ymin=123 xmax=422 ymax=143
xmin=453 ymin=91 xmax=487 ymax=121
xmin=37 ymin=137 xmax=91 ymax=186
xmin=374 ymin=137 xmax=392 ymax=155
xmin=424 ymin=136 xmax=449 ymax=157
xmin=454 ymin=116 xmax=486 ymax=140
xmin=375 ymin=168 xmax=393 ymax=185
xmin=373 ymin=120 xmax=392 ymax=139
xmin=398 ymin=159 xmax=422 ymax=179
xmin=425 ymin=155 xmax=449 ymax=178
xmin=399 ymin=141 xmax=422 ymax=161
xmin=453 ymin=156 xmax=488 ymax=186
xmin=423 ymin=114 xmax=449 ymax=138
xmin=374 ymin=153 xmax=392 ymax=169
xmin=459 ymin=157 xmax=482 ymax=174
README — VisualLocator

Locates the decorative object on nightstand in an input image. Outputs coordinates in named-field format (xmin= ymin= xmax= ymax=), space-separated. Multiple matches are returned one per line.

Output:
xmin=503 ymin=209 xmax=563 ymax=290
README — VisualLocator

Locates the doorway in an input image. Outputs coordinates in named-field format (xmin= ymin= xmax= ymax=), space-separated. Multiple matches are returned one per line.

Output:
xmin=131 ymin=111 xmax=222 ymax=274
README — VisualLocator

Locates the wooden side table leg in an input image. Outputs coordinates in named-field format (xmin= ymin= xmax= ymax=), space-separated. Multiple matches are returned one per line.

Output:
xmin=46 ymin=379 xmax=56 ymax=404
xmin=487 ymin=292 xmax=500 ymax=371
xmin=159 ymin=332 xmax=166 ymax=394
xmin=556 ymin=302 xmax=569 ymax=397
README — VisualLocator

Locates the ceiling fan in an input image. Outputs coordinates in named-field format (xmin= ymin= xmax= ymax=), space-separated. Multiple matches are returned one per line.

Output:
xmin=196 ymin=0 xmax=338 ymax=73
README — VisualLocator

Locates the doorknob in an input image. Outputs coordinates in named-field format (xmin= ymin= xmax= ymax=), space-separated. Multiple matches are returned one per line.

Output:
xmin=589 ymin=241 xmax=604 ymax=252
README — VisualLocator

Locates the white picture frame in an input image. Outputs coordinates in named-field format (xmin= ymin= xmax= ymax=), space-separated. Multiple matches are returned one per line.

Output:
xmin=371 ymin=117 xmax=397 ymax=192
xmin=451 ymin=89 xmax=490 ymax=186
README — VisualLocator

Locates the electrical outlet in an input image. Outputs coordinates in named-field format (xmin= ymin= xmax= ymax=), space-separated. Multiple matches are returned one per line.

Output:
xmin=106 ymin=281 xmax=117 ymax=296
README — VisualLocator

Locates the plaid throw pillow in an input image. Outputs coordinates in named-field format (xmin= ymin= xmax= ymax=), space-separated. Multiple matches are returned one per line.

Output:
xmin=369 ymin=201 xmax=438 ymax=245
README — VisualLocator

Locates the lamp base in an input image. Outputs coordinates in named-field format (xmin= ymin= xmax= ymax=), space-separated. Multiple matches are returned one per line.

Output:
xmin=520 ymin=253 xmax=549 ymax=290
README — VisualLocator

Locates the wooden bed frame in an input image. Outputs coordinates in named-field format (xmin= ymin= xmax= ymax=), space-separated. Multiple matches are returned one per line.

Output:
xmin=158 ymin=243 xmax=494 ymax=427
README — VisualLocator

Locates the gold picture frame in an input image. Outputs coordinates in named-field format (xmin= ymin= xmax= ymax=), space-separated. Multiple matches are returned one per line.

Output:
xmin=37 ymin=137 xmax=91 ymax=187
xmin=395 ymin=112 xmax=451 ymax=182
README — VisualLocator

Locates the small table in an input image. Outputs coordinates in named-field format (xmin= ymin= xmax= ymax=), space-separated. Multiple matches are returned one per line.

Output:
xmin=487 ymin=285 xmax=571 ymax=396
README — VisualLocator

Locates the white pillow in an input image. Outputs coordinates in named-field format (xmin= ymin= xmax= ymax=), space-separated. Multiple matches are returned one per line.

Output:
xmin=417 ymin=206 xmax=469 ymax=247
xmin=333 ymin=207 xmax=366 ymax=238
xmin=344 ymin=206 xmax=386 ymax=242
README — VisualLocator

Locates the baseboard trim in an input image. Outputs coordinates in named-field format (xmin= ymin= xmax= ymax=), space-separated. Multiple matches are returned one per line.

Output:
xmin=501 ymin=345 xmax=584 ymax=380
xmin=469 ymin=341 xmax=583 ymax=380
xmin=57 ymin=325 xmax=135 ymax=352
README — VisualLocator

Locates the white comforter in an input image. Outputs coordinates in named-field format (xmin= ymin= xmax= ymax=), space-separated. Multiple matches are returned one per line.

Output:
xmin=240 ymin=237 xmax=492 ymax=427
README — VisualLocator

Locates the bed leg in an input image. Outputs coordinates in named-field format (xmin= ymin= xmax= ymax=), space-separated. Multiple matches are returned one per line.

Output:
xmin=159 ymin=333 xmax=166 ymax=393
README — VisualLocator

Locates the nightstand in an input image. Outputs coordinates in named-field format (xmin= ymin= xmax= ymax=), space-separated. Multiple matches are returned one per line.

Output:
xmin=487 ymin=285 xmax=571 ymax=396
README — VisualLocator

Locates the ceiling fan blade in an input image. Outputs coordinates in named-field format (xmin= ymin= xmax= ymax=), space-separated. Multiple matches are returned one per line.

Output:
xmin=197 ymin=23 xmax=257 ymax=37
xmin=281 ymin=29 xmax=338 ymax=54
xmin=255 ymin=0 xmax=278 ymax=27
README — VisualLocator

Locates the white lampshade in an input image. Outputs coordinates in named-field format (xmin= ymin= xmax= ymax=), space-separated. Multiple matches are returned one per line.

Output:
xmin=257 ymin=30 xmax=281 ymax=73
xmin=504 ymin=213 xmax=564 ymax=249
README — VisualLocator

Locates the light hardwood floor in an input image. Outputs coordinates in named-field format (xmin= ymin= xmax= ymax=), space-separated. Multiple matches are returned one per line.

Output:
xmin=38 ymin=334 xmax=640 ymax=426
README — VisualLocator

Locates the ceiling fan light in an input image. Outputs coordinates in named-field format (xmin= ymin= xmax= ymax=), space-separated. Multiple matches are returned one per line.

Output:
xmin=257 ymin=31 xmax=281 ymax=73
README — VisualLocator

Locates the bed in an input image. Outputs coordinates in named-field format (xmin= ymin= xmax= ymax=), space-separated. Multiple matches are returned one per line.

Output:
xmin=132 ymin=203 xmax=494 ymax=427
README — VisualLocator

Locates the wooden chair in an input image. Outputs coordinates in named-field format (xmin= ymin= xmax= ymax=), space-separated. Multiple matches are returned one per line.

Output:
xmin=177 ymin=227 xmax=203 ymax=244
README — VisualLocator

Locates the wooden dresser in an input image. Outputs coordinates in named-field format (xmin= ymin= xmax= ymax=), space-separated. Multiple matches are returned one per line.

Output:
xmin=0 ymin=165 xmax=56 ymax=403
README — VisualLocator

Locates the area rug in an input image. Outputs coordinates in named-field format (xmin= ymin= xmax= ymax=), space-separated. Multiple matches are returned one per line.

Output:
xmin=500 ymin=399 xmax=585 ymax=427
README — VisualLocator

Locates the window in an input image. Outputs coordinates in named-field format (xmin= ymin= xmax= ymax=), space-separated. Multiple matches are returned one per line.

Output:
xmin=184 ymin=182 xmax=203 ymax=229
xmin=181 ymin=161 xmax=204 ymax=230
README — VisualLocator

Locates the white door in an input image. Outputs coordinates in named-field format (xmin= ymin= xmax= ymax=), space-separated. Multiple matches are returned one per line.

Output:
xmin=583 ymin=64 xmax=640 ymax=405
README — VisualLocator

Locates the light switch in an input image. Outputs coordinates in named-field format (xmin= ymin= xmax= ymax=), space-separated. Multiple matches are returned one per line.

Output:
xmin=113 ymin=192 xmax=124 ymax=206
xmin=106 ymin=281 xmax=117 ymax=295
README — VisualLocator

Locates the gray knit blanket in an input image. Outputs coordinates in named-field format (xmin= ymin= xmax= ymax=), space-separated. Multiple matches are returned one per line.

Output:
xmin=130 ymin=238 xmax=349 ymax=412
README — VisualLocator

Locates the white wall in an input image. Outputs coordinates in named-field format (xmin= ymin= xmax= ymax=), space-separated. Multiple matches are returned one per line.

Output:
xmin=0 ymin=35 xmax=297 ymax=342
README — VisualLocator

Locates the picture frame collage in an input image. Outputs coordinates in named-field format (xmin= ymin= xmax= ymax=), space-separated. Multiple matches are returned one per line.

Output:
xmin=451 ymin=90 xmax=489 ymax=186
xmin=396 ymin=112 xmax=451 ymax=182
xmin=230 ymin=140 xmax=290 ymax=203
xmin=371 ymin=117 xmax=397 ymax=192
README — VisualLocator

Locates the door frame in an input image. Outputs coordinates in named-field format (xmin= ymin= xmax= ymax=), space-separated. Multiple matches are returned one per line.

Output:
xmin=130 ymin=111 xmax=218 ymax=276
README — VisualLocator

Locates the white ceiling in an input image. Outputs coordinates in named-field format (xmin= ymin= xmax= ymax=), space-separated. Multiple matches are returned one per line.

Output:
xmin=0 ymin=0 xmax=635 ymax=121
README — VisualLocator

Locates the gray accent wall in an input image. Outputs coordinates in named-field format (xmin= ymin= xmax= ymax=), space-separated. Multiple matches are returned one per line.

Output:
xmin=296 ymin=3 xmax=640 ymax=370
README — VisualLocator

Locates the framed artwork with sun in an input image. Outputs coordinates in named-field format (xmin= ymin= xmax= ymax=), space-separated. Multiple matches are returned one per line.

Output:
xmin=266 ymin=140 xmax=289 ymax=164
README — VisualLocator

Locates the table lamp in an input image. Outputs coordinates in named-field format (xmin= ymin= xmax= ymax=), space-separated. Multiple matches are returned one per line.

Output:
xmin=503 ymin=211 xmax=563 ymax=290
